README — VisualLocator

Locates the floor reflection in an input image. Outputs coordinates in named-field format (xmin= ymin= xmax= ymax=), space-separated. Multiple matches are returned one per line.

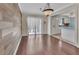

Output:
xmin=26 ymin=35 xmax=43 ymax=54
xmin=17 ymin=34 xmax=79 ymax=55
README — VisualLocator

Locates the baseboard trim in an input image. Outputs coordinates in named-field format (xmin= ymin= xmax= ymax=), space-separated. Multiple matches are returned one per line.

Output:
xmin=76 ymin=45 xmax=79 ymax=48
xmin=51 ymin=35 xmax=78 ymax=48
xmin=22 ymin=34 xmax=48 ymax=36
xmin=22 ymin=34 xmax=28 ymax=36
xmin=62 ymin=39 xmax=77 ymax=47
xmin=13 ymin=36 xmax=22 ymax=55
xmin=26 ymin=34 xmax=48 ymax=36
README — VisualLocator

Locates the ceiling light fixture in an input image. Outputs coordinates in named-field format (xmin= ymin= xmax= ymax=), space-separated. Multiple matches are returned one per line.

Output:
xmin=42 ymin=3 xmax=54 ymax=16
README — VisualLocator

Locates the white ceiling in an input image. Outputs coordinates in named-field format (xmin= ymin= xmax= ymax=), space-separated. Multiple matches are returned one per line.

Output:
xmin=19 ymin=3 xmax=73 ymax=16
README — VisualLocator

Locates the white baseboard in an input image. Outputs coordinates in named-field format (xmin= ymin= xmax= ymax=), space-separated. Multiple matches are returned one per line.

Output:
xmin=25 ymin=34 xmax=48 ymax=35
xmin=75 ymin=44 xmax=79 ymax=48
xmin=51 ymin=35 xmax=78 ymax=48
xmin=13 ymin=36 xmax=22 ymax=55
xmin=62 ymin=39 xmax=77 ymax=47
xmin=22 ymin=34 xmax=28 ymax=36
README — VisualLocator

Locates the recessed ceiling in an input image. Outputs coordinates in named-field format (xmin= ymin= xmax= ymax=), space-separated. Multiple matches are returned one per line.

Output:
xmin=19 ymin=3 xmax=73 ymax=16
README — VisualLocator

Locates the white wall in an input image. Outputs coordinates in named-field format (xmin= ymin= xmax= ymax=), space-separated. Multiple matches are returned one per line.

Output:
xmin=77 ymin=4 xmax=79 ymax=47
xmin=51 ymin=16 xmax=61 ymax=35
xmin=61 ymin=28 xmax=76 ymax=43
xmin=22 ymin=14 xmax=28 ymax=36
xmin=54 ymin=4 xmax=78 ymax=47
xmin=48 ymin=16 xmax=51 ymax=35
xmin=41 ymin=16 xmax=48 ymax=34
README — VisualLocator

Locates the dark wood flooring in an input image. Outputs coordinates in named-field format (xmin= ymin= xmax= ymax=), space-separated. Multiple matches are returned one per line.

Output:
xmin=16 ymin=34 xmax=79 ymax=55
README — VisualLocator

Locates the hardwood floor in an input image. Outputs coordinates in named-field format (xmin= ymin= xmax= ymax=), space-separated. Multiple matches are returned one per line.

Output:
xmin=16 ymin=34 xmax=79 ymax=55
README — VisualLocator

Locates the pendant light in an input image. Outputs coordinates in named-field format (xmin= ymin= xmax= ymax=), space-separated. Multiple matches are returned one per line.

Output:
xmin=42 ymin=3 xmax=54 ymax=16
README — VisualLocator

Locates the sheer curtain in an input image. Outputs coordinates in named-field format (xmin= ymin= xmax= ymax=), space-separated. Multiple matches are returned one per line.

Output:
xmin=27 ymin=16 xmax=42 ymax=34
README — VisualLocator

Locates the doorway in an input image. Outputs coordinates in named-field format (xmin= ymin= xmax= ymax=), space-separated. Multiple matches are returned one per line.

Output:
xmin=27 ymin=16 xmax=42 ymax=35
